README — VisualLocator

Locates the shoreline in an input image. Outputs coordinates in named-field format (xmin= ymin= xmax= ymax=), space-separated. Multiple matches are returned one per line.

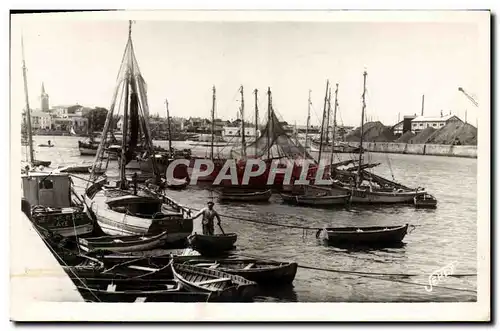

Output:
xmin=349 ymin=142 xmax=477 ymax=159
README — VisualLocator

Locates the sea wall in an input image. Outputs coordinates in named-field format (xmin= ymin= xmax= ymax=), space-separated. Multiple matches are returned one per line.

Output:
xmin=349 ymin=142 xmax=477 ymax=158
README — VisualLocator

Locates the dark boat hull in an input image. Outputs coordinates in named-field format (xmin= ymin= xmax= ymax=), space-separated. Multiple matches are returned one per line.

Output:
xmin=187 ymin=233 xmax=237 ymax=254
xmin=218 ymin=189 xmax=272 ymax=202
xmin=317 ymin=224 xmax=409 ymax=246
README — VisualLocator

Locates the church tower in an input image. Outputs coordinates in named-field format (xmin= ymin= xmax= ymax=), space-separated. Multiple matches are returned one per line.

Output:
xmin=41 ymin=82 xmax=49 ymax=111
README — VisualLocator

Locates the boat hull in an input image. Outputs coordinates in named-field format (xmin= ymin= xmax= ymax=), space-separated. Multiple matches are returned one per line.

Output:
xmin=30 ymin=207 xmax=94 ymax=238
xmin=78 ymin=231 xmax=170 ymax=253
xmin=280 ymin=193 xmax=350 ymax=206
xmin=187 ymin=233 xmax=237 ymax=254
xmin=218 ymin=189 xmax=272 ymax=202
xmin=317 ymin=224 xmax=409 ymax=246
xmin=330 ymin=185 xmax=424 ymax=204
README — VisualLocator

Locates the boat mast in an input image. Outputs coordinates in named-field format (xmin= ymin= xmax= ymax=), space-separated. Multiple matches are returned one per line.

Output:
xmin=357 ymin=71 xmax=367 ymax=185
xmin=254 ymin=88 xmax=259 ymax=157
xmin=317 ymin=80 xmax=329 ymax=164
xmin=240 ymin=85 xmax=246 ymax=157
xmin=267 ymin=87 xmax=271 ymax=160
xmin=325 ymin=87 xmax=332 ymax=147
xmin=329 ymin=83 xmax=338 ymax=167
xmin=305 ymin=90 xmax=311 ymax=154
xmin=210 ymin=85 xmax=216 ymax=161
xmin=21 ymin=36 xmax=34 ymax=164
xmin=165 ymin=98 xmax=172 ymax=153
xmin=119 ymin=24 xmax=132 ymax=190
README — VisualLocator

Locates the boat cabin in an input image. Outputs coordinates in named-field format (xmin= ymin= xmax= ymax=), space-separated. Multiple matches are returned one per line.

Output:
xmin=21 ymin=172 xmax=72 ymax=208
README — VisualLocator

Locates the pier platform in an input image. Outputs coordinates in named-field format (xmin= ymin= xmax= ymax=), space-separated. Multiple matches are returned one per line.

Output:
xmin=10 ymin=212 xmax=83 ymax=321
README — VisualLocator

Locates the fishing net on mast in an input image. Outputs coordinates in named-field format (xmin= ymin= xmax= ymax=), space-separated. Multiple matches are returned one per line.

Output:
xmin=230 ymin=106 xmax=316 ymax=163
xmin=89 ymin=33 xmax=156 ymax=182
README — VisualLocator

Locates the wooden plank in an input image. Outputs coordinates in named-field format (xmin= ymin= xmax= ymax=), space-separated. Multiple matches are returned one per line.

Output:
xmin=195 ymin=278 xmax=231 ymax=286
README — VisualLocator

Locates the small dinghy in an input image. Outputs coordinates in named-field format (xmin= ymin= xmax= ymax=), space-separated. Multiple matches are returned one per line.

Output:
xmin=414 ymin=193 xmax=437 ymax=208
xmin=187 ymin=233 xmax=237 ymax=255
xmin=78 ymin=231 xmax=169 ymax=253
xmin=316 ymin=224 xmax=411 ymax=247
xmin=183 ymin=258 xmax=298 ymax=285
xmin=217 ymin=189 xmax=272 ymax=202
xmin=280 ymin=193 xmax=350 ymax=207
xmin=167 ymin=177 xmax=189 ymax=190
xmin=171 ymin=262 xmax=258 ymax=301
xmin=76 ymin=281 xmax=211 ymax=303
xmin=37 ymin=143 xmax=54 ymax=148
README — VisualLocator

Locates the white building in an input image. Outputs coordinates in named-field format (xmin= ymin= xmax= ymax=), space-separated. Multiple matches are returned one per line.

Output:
xmin=410 ymin=114 xmax=462 ymax=133
xmin=222 ymin=126 xmax=259 ymax=139
xmin=29 ymin=111 xmax=53 ymax=130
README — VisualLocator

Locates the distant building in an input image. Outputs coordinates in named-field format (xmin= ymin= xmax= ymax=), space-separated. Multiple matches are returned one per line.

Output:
xmin=411 ymin=114 xmax=462 ymax=133
xmin=223 ymin=126 xmax=259 ymax=139
xmin=392 ymin=115 xmax=416 ymax=135
xmin=41 ymin=83 xmax=49 ymax=112
xmin=28 ymin=111 xmax=52 ymax=130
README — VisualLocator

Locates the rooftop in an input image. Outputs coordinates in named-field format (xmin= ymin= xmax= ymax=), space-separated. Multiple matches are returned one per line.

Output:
xmin=411 ymin=114 xmax=458 ymax=122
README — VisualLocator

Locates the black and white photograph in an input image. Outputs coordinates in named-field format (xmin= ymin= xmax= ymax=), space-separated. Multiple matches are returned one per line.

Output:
xmin=9 ymin=9 xmax=490 ymax=322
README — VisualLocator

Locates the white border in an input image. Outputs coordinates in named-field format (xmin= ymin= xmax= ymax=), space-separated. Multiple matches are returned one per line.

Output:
xmin=6 ymin=6 xmax=492 ymax=323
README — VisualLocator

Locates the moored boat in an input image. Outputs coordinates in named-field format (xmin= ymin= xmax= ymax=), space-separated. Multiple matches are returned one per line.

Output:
xmin=182 ymin=258 xmax=298 ymax=285
xmin=84 ymin=22 xmax=194 ymax=244
xmin=217 ymin=188 xmax=272 ymax=202
xmin=414 ymin=193 xmax=438 ymax=208
xmin=316 ymin=224 xmax=411 ymax=246
xmin=56 ymin=163 xmax=94 ymax=174
xmin=78 ymin=231 xmax=169 ymax=253
xmin=280 ymin=192 xmax=350 ymax=207
xmin=171 ymin=262 xmax=258 ymax=301
xmin=187 ymin=233 xmax=237 ymax=254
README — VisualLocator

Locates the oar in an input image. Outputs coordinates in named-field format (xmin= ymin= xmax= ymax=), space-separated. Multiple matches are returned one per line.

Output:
xmin=218 ymin=223 xmax=226 ymax=235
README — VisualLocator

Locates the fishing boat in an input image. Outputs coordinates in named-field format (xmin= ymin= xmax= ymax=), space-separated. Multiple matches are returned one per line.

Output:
xmin=78 ymin=231 xmax=169 ymax=253
xmin=414 ymin=193 xmax=438 ymax=208
xmin=84 ymin=22 xmax=193 ymax=243
xmin=76 ymin=282 xmax=211 ymax=303
xmin=217 ymin=188 xmax=272 ymax=202
xmin=280 ymin=192 xmax=350 ymax=207
xmin=329 ymin=71 xmax=427 ymax=204
xmin=21 ymin=172 xmax=94 ymax=237
xmin=19 ymin=37 xmax=51 ymax=168
xmin=316 ymin=224 xmax=411 ymax=246
xmin=187 ymin=233 xmax=237 ymax=254
xmin=78 ymin=139 xmax=99 ymax=156
xmin=182 ymin=258 xmax=298 ymax=285
xmin=171 ymin=262 xmax=258 ymax=301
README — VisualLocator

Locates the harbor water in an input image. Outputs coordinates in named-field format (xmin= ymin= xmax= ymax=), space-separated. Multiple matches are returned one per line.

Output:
xmin=24 ymin=136 xmax=477 ymax=302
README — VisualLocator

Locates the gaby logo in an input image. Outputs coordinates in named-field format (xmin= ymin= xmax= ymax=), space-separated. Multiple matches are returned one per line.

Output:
xmin=165 ymin=158 xmax=335 ymax=186
xmin=425 ymin=261 xmax=458 ymax=292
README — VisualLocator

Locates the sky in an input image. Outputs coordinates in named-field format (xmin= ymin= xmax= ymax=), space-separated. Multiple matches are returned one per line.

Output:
xmin=11 ymin=12 xmax=484 ymax=128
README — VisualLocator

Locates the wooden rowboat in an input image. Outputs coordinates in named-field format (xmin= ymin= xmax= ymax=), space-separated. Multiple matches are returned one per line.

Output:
xmin=280 ymin=193 xmax=350 ymax=207
xmin=78 ymin=231 xmax=169 ymax=253
xmin=76 ymin=281 xmax=212 ymax=303
xmin=32 ymin=160 xmax=51 ymax=167
xmin=414 ymin=194 xmax=437 ymax=208
xmin=167 ymin=178 xmax=189 ymax=190
xmin=182 ymin=258 xmax=298 ymax=285
xmin=171 ymin=263 xmax=258 ymax=301
xmin=316 ymin=224 xmax=410 ymax=246
xmin=217 ymin=189 xmax=272 ymax=202
xmin=187 ymin=233 xmax=237 ymax=255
